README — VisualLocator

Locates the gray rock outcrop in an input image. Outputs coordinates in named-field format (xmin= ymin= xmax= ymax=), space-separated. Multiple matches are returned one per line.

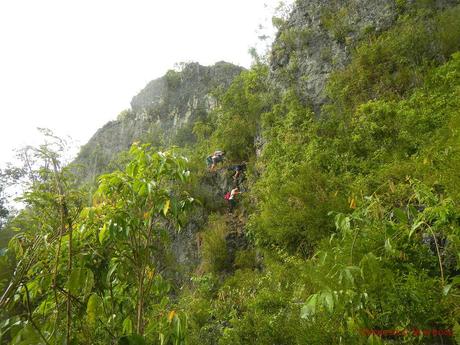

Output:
xmin=270 ymin=0 xmax=459 ymax=113
xmin=74 ymin=61 xmax=244 ymax=180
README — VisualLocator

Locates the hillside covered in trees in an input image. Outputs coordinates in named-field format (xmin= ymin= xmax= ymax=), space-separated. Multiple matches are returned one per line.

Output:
xmin=1 ymin=0 xmax=460 ymax=344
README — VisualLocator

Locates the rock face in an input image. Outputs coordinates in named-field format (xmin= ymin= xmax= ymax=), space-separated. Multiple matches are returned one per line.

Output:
xmin=169 ymin=166 xmax=246 ymax=281
xmin=74 ymin=61 xmax=244 ymax=180
xmin=270 ymin=0 xmax=397 ymax=112
xmin=269 ymin=0 xmax=458 ymax=113
xmin=130 ymin=62 xmax=243 ymax=128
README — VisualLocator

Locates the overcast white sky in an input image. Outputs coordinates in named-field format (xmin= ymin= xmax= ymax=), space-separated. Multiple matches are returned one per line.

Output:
xmin=0 ymin=0 xmax=285 ymax=167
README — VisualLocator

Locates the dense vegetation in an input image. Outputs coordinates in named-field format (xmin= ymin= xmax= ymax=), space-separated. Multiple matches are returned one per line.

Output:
xmin=1 ymin=2 xmax=460 ymax=344
xmin=0 ymin=174 xmax=9 ymax=239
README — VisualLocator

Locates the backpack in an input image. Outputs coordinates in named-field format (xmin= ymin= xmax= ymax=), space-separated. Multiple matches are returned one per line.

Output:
xmin=224 ymin=192 xmax=231 ymax=200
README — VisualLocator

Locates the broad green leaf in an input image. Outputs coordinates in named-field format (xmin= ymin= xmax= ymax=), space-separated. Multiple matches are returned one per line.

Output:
xmin=122 ymin=317 xmax=133 ymax=335
xmin=99 ymin=223 xmax=109 ymax=244
xmin=453 ymin=322 xmax=460 ymax=344
xmin=107 ymin=261 xmax=119 ymax=284
xmin=11 ymin=323 xmax=41 ymax=345
xmin=393 ymin=208 xmax=407 ymax=223
xmin=36 ymin=295 xmax=55 ymax=315
xmin=301 ymin=294 xmax=318 ymax=318
xmin=86 ymin=294 xmax=102 ymax=328
xmin=335 ymin=213 xmax=351 ymax=233
xmin=139 ymin=183 xmax=147 ymax=197
xmin=322 ymin=291 xmax=334 ymax=312
xmin=163 ymin=199 xmax=170 ymax=216
xmin=384 ymin=238 xmax=393 ymax=253
xmin=442 ymin=284 xmax=452 ymax=296
xmin=367 ymin=334 xmax=383 ymax=345
xmin=409 ymin=221 xmax=424 ymax=238
xmin=68 ymin=268 xmax=94 ymax=296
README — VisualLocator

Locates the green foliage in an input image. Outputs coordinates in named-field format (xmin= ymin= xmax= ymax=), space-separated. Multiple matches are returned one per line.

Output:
xmin=326 ymin=6 xmax=460 ymax=113
xmin=83 ymin=144 xmax=194 ymax=339
xmin=320 ymin=6 xmax=352 ymax=43
xmin=200 ymin=214 xmax=229 ymax=273
xmin=116 ymin=109 xmax=136 ymax=122
xmin=0 ymin=142 xmax=195 ymax=344
xmin=277 ymin=27 xmax=313 ymax=51
xmin=208 ymin=65 xmax=271 ymax=161
xmin=298 ymin=181 xmax=460 ymax=343
xmin=233 ymin=249 xmax=257 ymax=270
xmin=0 ymin=172 xmax=8 ymax=232
xmin=178 ymin=6 xmax=460 ymax=345
xmin=171 ymin=122 xmax=197 ymax=147
xmin=250 ymin=90 xmax=347 ymax=255
xmin=250 ymin=36 xmax=460 ymax=258
xmin=165 ymin=70 xmax=181 ymax=90
xmin=207 ymin=254 xmax=310 ymax=345
xmin=3 ymin=4 xmax=460 ymax=345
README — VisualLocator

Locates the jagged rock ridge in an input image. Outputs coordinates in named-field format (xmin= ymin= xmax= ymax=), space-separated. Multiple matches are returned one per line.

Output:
xmin=74 ymin=61 xmax=244 ymax=180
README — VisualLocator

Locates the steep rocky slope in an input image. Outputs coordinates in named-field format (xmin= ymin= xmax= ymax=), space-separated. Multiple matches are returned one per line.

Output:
xmin=74 ymin=61 xmax=244 ymax=180
xmin=270 ymin=0 xmax=459 ymax=113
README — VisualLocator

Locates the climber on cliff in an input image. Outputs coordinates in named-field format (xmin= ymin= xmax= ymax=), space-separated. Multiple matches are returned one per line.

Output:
xmin=206 ymin=155 xmax=213 ymax=169
xmin=228 ymin=163 xmax=246 ymax=182
xmin=228 ymin=186 xmax=240 ymax=213
xmin=209 ymin=150 xmax=225 ymax=171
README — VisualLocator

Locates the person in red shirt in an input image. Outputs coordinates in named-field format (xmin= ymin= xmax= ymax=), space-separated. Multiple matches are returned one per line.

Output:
xmin=228 ymin=186 xmax=240 ymax=212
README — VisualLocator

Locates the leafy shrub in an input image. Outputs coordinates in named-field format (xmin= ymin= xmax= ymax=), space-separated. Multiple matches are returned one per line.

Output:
xmin=209 ymin=65 xmax=271 ymax=161
xmin=326 ymin=5 xmax=460 ymax=114
xmin=200 ymin=214 xmax=230 ymax=273
xmin=321 ymin=6 xmax=351 ymax=43
xmin=165 ymin=69 xmax=181 ymax=89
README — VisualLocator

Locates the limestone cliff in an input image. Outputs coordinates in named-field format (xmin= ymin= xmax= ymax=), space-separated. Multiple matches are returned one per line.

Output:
xmin=74 ymin=61 xmax=244 ymax=180
xmin=270 ymin=0 xmax=458 ymax=113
